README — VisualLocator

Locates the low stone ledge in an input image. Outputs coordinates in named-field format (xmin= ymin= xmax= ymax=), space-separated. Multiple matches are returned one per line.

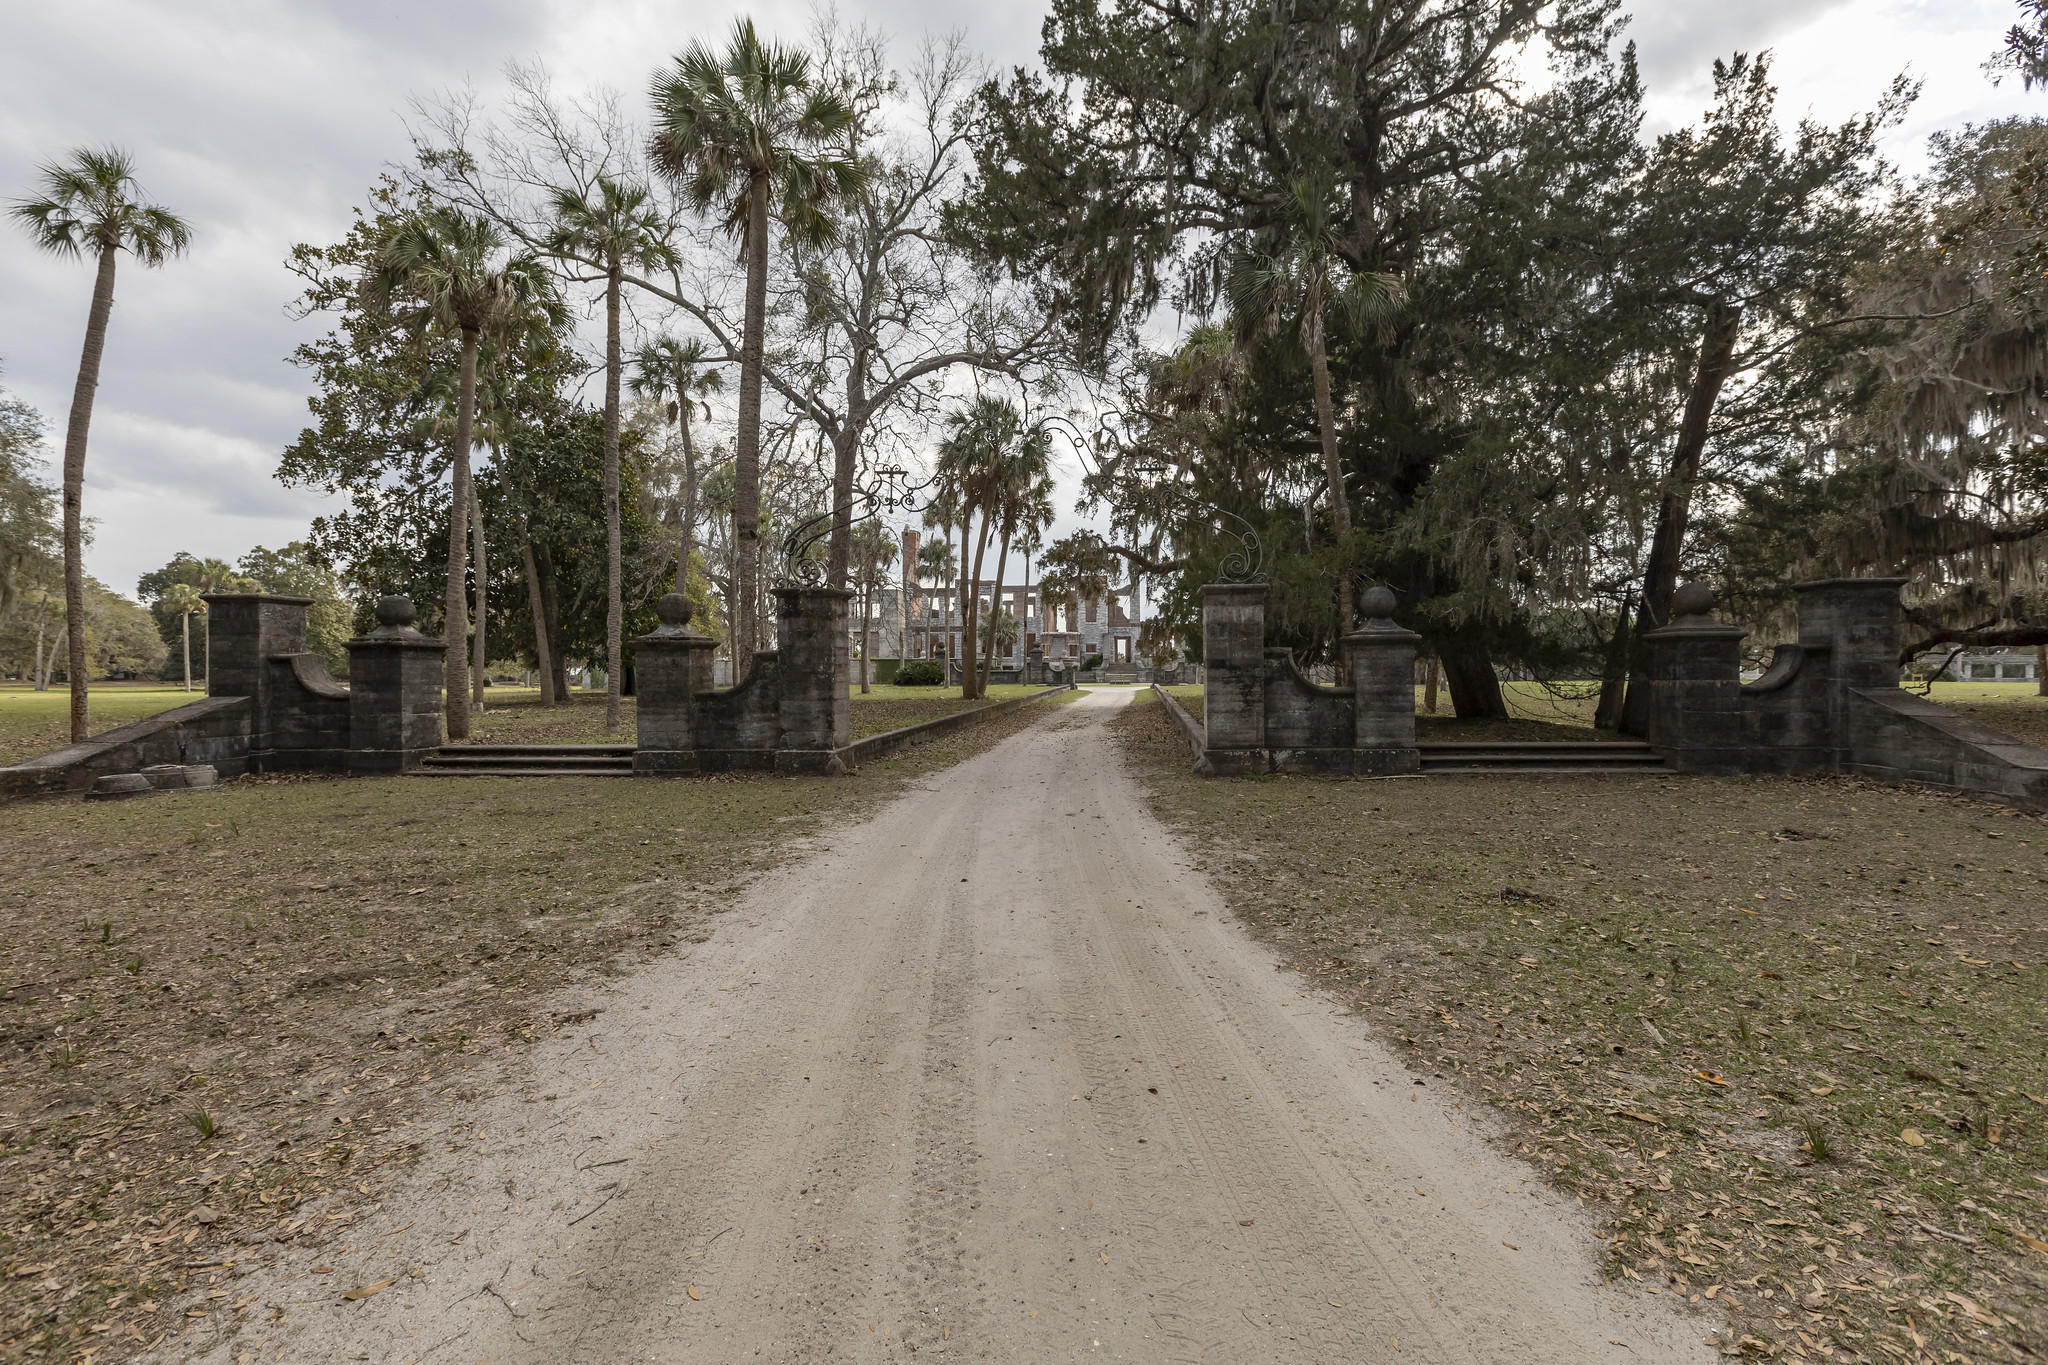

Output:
xmin=1151 ymin=683 xmax=1205 ymax=759
xmin=0 ymin=696 xmax=252 ymax=804
xmin=835 ymin=683 xmax=1075 ymax=770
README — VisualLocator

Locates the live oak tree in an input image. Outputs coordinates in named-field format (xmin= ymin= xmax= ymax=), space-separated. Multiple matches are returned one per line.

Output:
xmin=8 ymin=148 xmax=190 ymax=740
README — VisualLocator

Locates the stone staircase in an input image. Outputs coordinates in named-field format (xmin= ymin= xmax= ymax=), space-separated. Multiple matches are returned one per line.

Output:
xmin=1417 ymin=741 xmax=1670 ymax=774
xmin=414 ymin=744 xmax=636 ymax=777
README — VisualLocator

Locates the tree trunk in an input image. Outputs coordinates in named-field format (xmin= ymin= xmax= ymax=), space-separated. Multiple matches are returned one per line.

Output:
xmin=181 ymin=611 xmax=193 ymax=692
xmin=521 ymin=529 xmax=555 ymax=707
xmin=859 ymin=575 xmax=874 ymax=694
xmin=1593 ymin=593 xmax=1634 ymax=731
xmin=982 ymin=528 xmax=1011 ymax=688
xmin=1620 ymin=300 xmax=1742 ymax=736
xmin=2038 ymin=643 xmax=2046 ymax=697
xmin=964 ymin=513 xmax=991 ymax=699
xmin=676 ymin=405 xmax=699 ymax=598
xmin=59 ymin=242 xmax=119 ymax=741
xmin=535 ymin=538 xmax=568 ymax=702
xmin=733 ymin=173 xmax=772 ymax=669
xmin=1422 ymin=654 xmax=1439 ymax=714
xmin=1439 ymin=637 xmax=1507 ymax=719
xmin=33 ymin=619 xmax=47 ymax=690
xmin=1307 ymin=308 xmax=1355 ymax=642
xmin=444 ymin=327 xmax=479 ymax=740
xmin=471 ymin=479 xmax=488 ymax=712
xmin=602 ymin=261 xmax=625 ymax=734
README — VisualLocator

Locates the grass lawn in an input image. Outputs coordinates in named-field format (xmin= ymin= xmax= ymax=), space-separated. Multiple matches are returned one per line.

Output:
xmin=0 ymin=687 xmax=1082 ymax=1363
xmin=0 ymin=685 xmax=204 ymax=769
xmin=1113 ymin=692 xmax=2048 ymax=1362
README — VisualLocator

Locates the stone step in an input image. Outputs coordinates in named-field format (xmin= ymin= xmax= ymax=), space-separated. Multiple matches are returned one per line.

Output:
xmin=1417 ymin=741 xmax=1669 ymax=773
xmin=415 ymin=744 xmax=636 ymax=777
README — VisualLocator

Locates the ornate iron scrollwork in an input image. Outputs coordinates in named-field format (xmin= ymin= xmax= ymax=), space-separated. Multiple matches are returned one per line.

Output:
xmin=1213 ymin=507 xmax=1266 ymax=584
xmin=776 ymin=462 xmax=934 ymax=588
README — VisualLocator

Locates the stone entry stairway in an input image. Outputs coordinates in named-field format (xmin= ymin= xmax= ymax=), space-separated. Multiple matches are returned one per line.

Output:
xmin=415 ymin=744 xmax=635 ymax=777
xmin=1416 ymin=740 xmax=1670 ymax=774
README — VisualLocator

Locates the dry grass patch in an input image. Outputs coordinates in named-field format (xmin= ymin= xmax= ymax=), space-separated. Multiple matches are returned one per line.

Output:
xmin=1113 ymin=693 xmax=2048 ymax=1364
xmin=0 ymin=687 xmax=201 ymax=769
xmin=0 ymin=692 xmax=1075 ymax=1363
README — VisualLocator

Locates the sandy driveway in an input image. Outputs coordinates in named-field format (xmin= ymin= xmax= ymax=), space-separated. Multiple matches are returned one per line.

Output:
xmin=173 ymin=688 xmax=1713 ymax=1364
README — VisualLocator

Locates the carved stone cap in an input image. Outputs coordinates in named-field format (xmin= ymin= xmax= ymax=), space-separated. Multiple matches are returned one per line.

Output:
xmin=1343 ymin=585 xmax=1420 ymax=645
xmin=346 ymin=595 xmax=444 ymax=649
xmin=1643 ymin=582 xmax=1747 ymax=642
xmin=635 ymin=592 xmax=713 ymax=645
xmin=1200 ymin=582 xmax=1268 ymax=599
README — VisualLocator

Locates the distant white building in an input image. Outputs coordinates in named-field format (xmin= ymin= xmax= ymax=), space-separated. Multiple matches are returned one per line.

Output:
xmin=851 ymin=530 xmax=1148 ymax=670
xmin=1940 ymin=648 xmax=2042 ymax=683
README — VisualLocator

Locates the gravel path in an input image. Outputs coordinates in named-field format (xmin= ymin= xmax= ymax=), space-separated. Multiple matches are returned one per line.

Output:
xmin=170 ymin=689 xmax=1713 ymax=1364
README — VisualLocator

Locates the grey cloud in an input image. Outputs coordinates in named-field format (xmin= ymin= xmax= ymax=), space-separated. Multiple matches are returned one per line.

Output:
xmin=1622 ymin=0 xmax=1853 ymax=98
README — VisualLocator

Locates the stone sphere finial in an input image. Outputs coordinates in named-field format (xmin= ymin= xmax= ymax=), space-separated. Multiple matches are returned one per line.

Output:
xmin=1672 ymin=582 xmax=1716 ymax=619
xmin=375 ymin=595 xmax=416 ymax=628
xmin=1360 ymin=585 xmax=1398 ymax=620
xmin=656 ymin=592 xmax=694 ymax=628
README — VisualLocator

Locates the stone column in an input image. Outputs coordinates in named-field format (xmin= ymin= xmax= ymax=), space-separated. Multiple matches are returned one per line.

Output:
xmin=203 ymin=592 xmax=312 ymax=770
xmin=345 ymin=596 xmax=446 ymax=775
xmin=1795 ymin=578 xmax=1906 ymax=689
xmin=1197 ymin=584 xmax=1268 ymax=774
xmin=1642 ymin=583 xmax=1748 ymax=773
xmin=632 ymin=593 xmax=718 ymax=775
xmin=1344 ymin=586 xmax=1421 ymax=775
xmin=774 ymin=586 xmax=853 ymax=775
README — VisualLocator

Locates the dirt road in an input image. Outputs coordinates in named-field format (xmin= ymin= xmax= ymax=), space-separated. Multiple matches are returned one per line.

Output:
xmin=177 ymin=689 xmax=1713 ymax=1364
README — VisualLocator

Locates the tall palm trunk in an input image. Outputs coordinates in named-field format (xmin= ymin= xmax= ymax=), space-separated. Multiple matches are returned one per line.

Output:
xmin=859 ymin=575 xmax=874 ymax=694
xmin=1306 ymin=304 xmax=1355 ymax=647
xmin=59 ymin=240 xmax=119 ymax=741
xmin=521 ymin=530 xmax=556 ymax=707
xmin=471 ymin=477 xmax=488 ymax=712
xmin=181 ymin=610 xmax=193 ymax=692
xmin=981 ymin=528 xmax=1011 ymax=687
xmin=1620 ymin=301 xmax=1742 ymax=736
xmin=675 ymin=402 xmax=700 ymax=597
xmin=732 ymin=173 xmax=772 ymax=670
xmin=602 ymin=261 xmax=625 ymax=733
xmin=444 ymin=327 xmax=478 ymax=740
xmin=964 ymin=514 xmax=993 ymax=700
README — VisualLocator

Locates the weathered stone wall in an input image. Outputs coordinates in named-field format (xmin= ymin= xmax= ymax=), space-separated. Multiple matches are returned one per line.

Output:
xmin=0 ymin=696 xmax=253 ymax=802
xmin=1193 ymin=584 xmax=1419 ymax=776
xmin=1647 ymin=580 xmax=2048 ymax=811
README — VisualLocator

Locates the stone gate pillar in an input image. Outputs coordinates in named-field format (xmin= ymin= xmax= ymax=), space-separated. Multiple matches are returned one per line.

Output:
xmin=1197 ymin=584 xmax=1268 ymax=774
xmin=1642 ymin=583 xmax=1748 ymax=773
xmin=1796 ymin=578 xmax=1906 ymax=689
xmin=632 ymin=593 xmax=718 ymax=774
xmin=1344 ymin=586 xmax=1421 ymax=775
xmin=204 ymin=592 xmax=312 ymax=768
xmin=345 ymin=596 xmax=446 ymax=774
xmin=774 ymin=586 xmax=852 ymax=775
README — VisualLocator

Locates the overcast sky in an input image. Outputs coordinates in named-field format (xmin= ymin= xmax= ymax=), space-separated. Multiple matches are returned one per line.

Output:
xmin=0 ymin=0 xmax=2036 ymax=599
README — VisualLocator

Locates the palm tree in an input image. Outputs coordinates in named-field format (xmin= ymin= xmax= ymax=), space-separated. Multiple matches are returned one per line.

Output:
xmin=848 ymin=519 xmax=895 ymax=693
xmin=371 ymin=206 xmax=557 ymax=739
xmin=155 ymin=556 xmax=250 ymax=692
xmin=648 ymin=19 xmax=868 ymax=669
xmin=630 ymin=335 xmax=724 ymax=596
xmin=935 ymin=396 xmax=1026 ymax=699
xmin=9 ymin=148 xmax=191 ymax=742
xmin=978 ymin=424 xmax=1054 ymax=688
xmin=546 ymin=176 xmax=674 ymax=734
xmin=915 ymin=535 xmax=955 ymax=662
xmin=1228 ymin=178 xmax=1404 ymax=642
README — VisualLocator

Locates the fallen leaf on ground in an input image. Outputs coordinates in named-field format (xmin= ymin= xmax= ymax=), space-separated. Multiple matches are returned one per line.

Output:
xmin=1900 ymin=1129 xmax=1926 ymax=1147
xmin=340 ymin=1278 xmax=394 ymax=1302
xmin=686 ymin=1286 xmax=700 ymax=1301
xmin=1694 ymin=1071 xmax=1729 ymax=1086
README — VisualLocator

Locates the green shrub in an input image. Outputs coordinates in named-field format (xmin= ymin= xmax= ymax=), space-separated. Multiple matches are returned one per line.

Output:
xmin=895 ymin=659 xmax=945 ymax=686
xmin=1081 ymin=654 xmax=1102 ymax=671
